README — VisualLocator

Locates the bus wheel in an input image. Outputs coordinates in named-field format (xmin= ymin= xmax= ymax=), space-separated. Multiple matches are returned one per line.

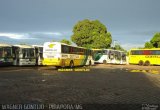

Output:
xmin=69 ymin=61 xmax=74 ymax=68
xmin=144 ymin=61 xmax=150 ymax=66
xmin=139 ymin=60 xmax=144 ymax=66
xmin=55 ymin=66 xmax=60 ymax=70
xmin=103 ymin=60 xmax=107 ymax=64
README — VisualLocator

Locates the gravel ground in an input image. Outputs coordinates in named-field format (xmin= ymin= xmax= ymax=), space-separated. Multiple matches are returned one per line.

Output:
xmin=0 ymin=64 xmax=160 ymax=110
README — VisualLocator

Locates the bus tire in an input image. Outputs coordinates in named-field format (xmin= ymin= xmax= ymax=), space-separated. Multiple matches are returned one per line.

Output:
xmin=55 ymin=66 xmax=60 ymax=69
xmin=69 ymin=61 xmax=74 ymax=68
xmin=144 ymin=61 xmax=150 ymax=66
xmin=139 ymin=60 xmax=143 ymax=66
xmin=103 ymin=60 xmax=107 ymax=64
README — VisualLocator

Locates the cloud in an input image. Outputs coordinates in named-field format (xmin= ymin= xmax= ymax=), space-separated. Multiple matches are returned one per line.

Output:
xmin=33 ymin=32 xmax=63 ymax=36
xmin=29 ymin=31 xmax=72 ymax=40
xmin=48 ymin=32 xmax=63 ymax=36
xmin=32 ymin=31 xmax=72 ymax=36
xmin=0 ymin=31 xmax=72 ymax=45
xmin=121 ymin=43 xmax=144 ymax=50
xmin=0 ymin=33 xmax=35 ymax=40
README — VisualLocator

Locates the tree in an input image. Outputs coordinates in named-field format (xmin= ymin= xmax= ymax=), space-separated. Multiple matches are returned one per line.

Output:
xmin=144 ymin=42 xmax=153 ymax=48
xmin=150 ymin=33 xmax=160 ymax=48
xmin=60 ymin=39 xmax=72 ymax=45
xmin=71 ymin=19 xmax=112 ymax=48
xmin=19 ymin=43 xmax=26 ymax=45
xmin=113 ymin=44 xmax=126 ymax=52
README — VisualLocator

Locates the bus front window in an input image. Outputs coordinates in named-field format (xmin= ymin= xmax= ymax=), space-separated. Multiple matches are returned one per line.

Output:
xmin=21 ymin=48 xmax=35 ymax=58
xmin=4 ymin=47 xmax=12 ymax=58
xmin=29 ymin=49 xmax=35 ymax=58
xmin=22 ymin=49 xmax=27 ymax=58
xmin=122 ymin=54 xmax=126 ymax=61
xmin=0 ymin=48 xmax=3 ymax=58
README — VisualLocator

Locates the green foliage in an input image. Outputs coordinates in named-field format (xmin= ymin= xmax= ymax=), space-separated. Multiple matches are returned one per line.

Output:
xmin=137 ymin=47 xmax=144 ymax=49
xmin=113 ymin=44 xmax=126 ymax=52
xmin=19 ymin=43 xmax=26 ymax=45
xmin=144 ymin=32 xmax=160 ymax=48
xmin=150 ymin=33 xmax=160 ymax=48
xmin=144 ymin=42 xmax=153 ymax=48
xmin=60 ymin=39 xmax=72 ymax=45
xmin=71 ymin=19 xmax=112 ymax=48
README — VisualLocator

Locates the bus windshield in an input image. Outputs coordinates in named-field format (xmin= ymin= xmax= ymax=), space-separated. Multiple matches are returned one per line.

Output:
xmin=92 ymin=50 xmax=103 ymax=61
xmin=21 ymin=48 xmax=35 ymax=58
xmin=0 ymin=47 xmax=12 ymax=58
xmin=0 ymin=48 xmax=3 ymax=58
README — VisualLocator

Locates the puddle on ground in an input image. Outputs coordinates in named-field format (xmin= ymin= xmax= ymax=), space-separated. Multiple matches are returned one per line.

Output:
xmin=130 ymin=70 xmax=160 ymax=74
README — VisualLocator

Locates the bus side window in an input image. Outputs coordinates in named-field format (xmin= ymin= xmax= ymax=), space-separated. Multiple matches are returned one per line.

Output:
xmin=131 ymin=51 xmax=134 ymax=55
xmin=69 ymin=46 xmax=72 ymax=54
xmin=73 ymin=47 xmax=76 ymax=54
xmin=81 ymin=48 xmax=84 ymax=55
xmin=62 ymin=45 xmax=69 ymax=53
xmin=89 ymin=50 xmax=92 ymax=55
xmin=86 ymin=49 xmax=88 ymax=55
xmin=154 ymin=50 xmax=160 ymax=55
xmin=157 ymin=50 xmax=160 ymax=55
xmin=84 ymin=49 xmax=87 ymax=55
xmin=143 ymin=50 xmax=151 ymax=55
xmin=75 ymin=47 xmax=78 ymax=54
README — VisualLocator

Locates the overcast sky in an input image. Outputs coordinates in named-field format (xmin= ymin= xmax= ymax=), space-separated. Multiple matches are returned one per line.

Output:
xmin=0 ymin=0 xmax=160 ymax=50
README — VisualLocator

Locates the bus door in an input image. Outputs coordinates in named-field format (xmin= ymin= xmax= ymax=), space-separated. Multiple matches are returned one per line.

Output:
xmin=117 ymin=51 xmax=121 ymax=64
xmin=121 ymin=53 xmax=126 ymax=64
xmin=108 ymin=50 xmax=114 ymax=63
xmin=12 ymin=47 xmax=20 ymax=65
xmin=35 ymin=47 xmax=39 ymax=65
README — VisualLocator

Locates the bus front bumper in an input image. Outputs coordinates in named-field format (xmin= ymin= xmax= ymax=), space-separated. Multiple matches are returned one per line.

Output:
xmin=42 ymin=58 xmax=61 ymax=66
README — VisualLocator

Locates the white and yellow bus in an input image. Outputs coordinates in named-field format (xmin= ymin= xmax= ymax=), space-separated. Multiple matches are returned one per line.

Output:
xmin=42 ymin=42 xmax=94 ymax=67
xmin=93 ymin=49 xmax=127 ymax=64
xmin=129 ymin=48 xmax=160 ymax=66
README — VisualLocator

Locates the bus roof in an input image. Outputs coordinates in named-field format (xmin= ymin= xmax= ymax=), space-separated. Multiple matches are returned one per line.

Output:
xmin=43 ymin=42 xmax=90 ymax=49
xmin=32 ymin=45 xmax=43 ymax=47
xmin=0 ymin=43 xmax=12 ymax=47
xmin=92 ymin=48 xmax=125 ymax=52
xmin=13 ymin=44 xmax=34 ymax=48
xmin=130 ymin=48 xmax=160 ymax=51
xmin=92 ymin=49 xmax=103 ymax=50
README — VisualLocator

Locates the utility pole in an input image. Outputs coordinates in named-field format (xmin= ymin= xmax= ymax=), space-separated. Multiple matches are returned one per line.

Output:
xmin=113 ymin=40 xmax=117 ymax=49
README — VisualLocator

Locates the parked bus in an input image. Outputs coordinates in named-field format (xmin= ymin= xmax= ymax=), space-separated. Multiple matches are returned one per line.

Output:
xmin=129 ymin=48 xmax=160 ymax=66
xmin=0 ymin=43 xmax=13 ymax=66
xmin=93 ymin=49 xmax=127 ymax=64
xmin=42 ymin=42 xmax=94 ymax=67
xmin=32 ymin=45 xmax=43 ymax=65
xmin=12 ymin=44 xmax=36 ymax=66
